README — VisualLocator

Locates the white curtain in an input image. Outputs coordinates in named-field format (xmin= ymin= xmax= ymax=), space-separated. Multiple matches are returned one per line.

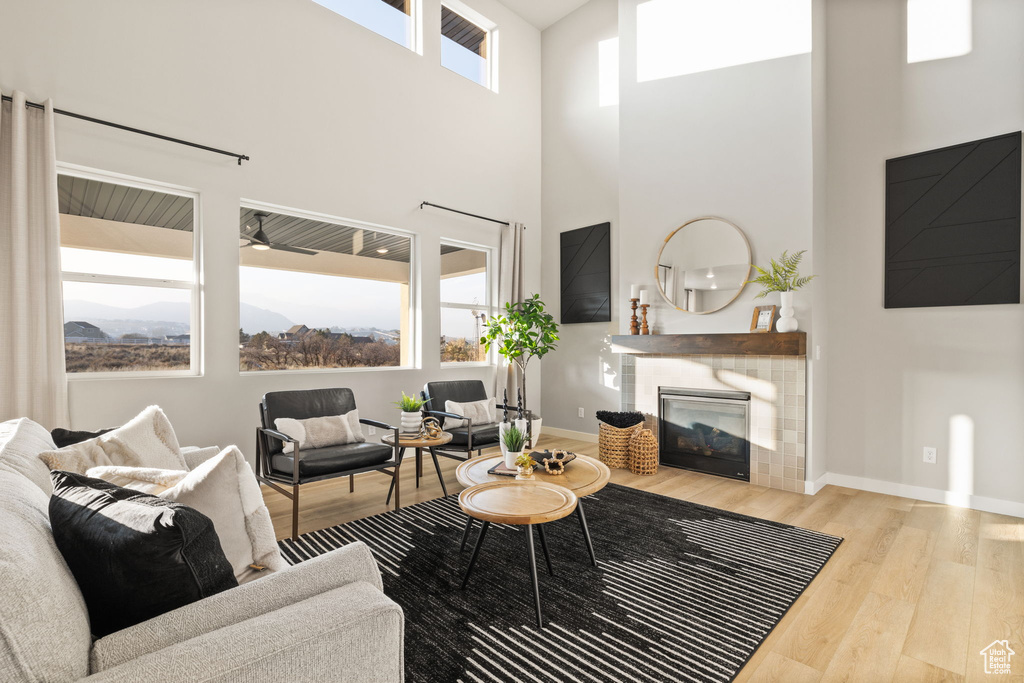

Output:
xmin=0 ymin=91 xmax=69 ymax=427
xmin=495 ymin=221 xmax=526 ymax=407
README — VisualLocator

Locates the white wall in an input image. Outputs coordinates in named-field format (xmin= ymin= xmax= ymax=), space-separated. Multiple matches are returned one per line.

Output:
xmin=539 ymin=0 xmax=620 ymax=436
xmin=825 ymin=0 xmax=1024 ymax=504
xmin=0 ymin=0 xmax=541 ymax=457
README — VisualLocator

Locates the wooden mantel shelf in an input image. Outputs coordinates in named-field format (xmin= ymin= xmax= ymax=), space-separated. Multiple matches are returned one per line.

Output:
xmin=610 ymin=332 xmax=806 ymax=356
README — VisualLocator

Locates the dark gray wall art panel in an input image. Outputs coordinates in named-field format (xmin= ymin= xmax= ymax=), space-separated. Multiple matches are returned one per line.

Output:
xmin=560 ymin=222 xmax=611 ymax=323
xmin=885 ymin=132 xmax=1021 ymax=308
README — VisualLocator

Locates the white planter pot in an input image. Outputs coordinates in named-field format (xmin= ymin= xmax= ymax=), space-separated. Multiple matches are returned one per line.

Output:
xmin=400 ymin=412 xmax=421 ymax=434
xmin=505 ymin=449 xmax=522 ymax=469
xmin=776 ymin=291 xmax=799 ymax=332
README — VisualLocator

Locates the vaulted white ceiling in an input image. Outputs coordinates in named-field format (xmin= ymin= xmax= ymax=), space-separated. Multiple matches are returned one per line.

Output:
xmin=498 ymin=0 xmax=592 ymax=30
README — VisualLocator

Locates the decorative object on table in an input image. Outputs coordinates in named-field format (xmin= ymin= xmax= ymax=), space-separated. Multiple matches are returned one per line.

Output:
xmin=596 ymin=410 xmax=645 ymax=469
xmin=514 ymin=453 xmax=538 ymax=480
xmin=535 ymin=449 xmax=577 ymax=475
xmin=747 ymin=250 xmax=815 ymax=333
xmin=560 ymin=222 xmax=611 ymax=323
xmin=394 ymin=391 xmax=429 ymax=434
xmin=628 ymin=428 xmax=659 ymax=476
xmin=481 ymin=293 xmax=557 ymax=444
xmin=501 ymin=423 xmax=527 ymax=470
xmin=750 ymin=304 xmax=777 ymax=333
xmin=655 ymin=216 xmax=753 ymax=314
xmin=885 ymin=132 xmax=1020 ymax=309
xmin=486 ymin=460 xmax=519 ymax=476
xmin=628 ymin=284 xmax=640 ymax=334
xmin=419 ymin=416 xmax=443 ymax=440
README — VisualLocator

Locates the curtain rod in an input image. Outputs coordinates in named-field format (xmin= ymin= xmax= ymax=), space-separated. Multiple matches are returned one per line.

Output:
xmin=419 ymin=201 xmax=524 ymax=229
xmin=1 ymin=94 xmax=250 ymax=165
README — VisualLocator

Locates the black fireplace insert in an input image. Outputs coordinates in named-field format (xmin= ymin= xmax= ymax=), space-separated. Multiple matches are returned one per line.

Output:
xmin=659 ymin=387 xmax=750 ymax=481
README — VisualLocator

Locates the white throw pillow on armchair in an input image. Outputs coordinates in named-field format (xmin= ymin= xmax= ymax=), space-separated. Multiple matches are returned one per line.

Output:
xmin=443 ymin=398 xmax=496 ymax=430
xmin=88 ymin=446 xmax=285 ymax=582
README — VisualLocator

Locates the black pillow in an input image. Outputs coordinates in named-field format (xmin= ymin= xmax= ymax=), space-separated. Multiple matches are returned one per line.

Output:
xmin=51 ymin=427 xmax=115 ymax=448
xmin=49 ymin=471 xmax=238 ymax=637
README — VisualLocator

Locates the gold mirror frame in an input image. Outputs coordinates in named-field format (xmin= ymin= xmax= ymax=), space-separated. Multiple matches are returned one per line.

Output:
xmin=654 ymin=216 xmax=752 ymax=315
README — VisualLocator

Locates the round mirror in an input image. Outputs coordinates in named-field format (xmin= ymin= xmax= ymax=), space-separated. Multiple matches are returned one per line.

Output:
xmin=655 ymin=216 xmax=752 ymax=314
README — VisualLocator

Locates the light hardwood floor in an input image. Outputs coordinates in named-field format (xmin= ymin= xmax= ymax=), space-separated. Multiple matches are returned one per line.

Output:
xmin=263 ymin=435 xmax=1024 ymax=682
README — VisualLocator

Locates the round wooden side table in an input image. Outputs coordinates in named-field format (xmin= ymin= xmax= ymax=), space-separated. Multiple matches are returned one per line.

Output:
xmin=455 ymin=453 xmax=611 ymax=566
xmin=458 ymin=481 xmax=578 ymax=628
xmin=383 ymin=431 xmax=454 ymax=502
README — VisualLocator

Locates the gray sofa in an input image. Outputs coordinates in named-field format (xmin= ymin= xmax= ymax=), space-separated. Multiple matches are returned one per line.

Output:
xmin=0 ymin=417 xmax=405 ymax=682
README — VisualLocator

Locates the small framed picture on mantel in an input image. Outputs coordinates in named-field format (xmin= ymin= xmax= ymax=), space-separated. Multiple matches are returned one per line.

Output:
xmin=750 ymin=305 xmax=777 ymax=333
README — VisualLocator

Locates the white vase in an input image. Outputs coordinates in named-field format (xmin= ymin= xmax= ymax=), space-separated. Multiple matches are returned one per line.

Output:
xmin=505 ymin=449 xmax=522 ymax=469
xmin=400 ymin=411 xmax=421 ymax=434
xmin=777 ymin=291 xmax=799 ymax=332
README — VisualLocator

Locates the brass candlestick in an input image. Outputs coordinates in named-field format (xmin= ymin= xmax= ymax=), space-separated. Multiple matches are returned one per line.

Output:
xmin=640 ymin=304 xmax=650 ymax=334
xmin=629 ymin=298 xmax=640 ymax=335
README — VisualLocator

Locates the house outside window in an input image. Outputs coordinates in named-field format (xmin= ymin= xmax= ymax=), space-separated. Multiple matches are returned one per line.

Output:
xmin=58 ymin=167 xmax=200 ymax=376
xmin=238 ymin=205 xmax=414 ymax=372
xmin=441 ymin=2 xmax=496 ymax=89
xmin=440 ymin=242 xmax=492 ymax=364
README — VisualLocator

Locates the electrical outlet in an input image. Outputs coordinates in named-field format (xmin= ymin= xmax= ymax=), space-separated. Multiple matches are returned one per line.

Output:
xmin=368 ymin=426 xmax=377 ymax=436
xmin=578 ymin=407 xmax=585 ymax=419
xmin=923 ymin=446 xmax=936 ymax=464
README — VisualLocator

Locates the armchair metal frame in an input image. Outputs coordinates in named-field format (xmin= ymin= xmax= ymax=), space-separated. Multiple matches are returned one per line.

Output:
xmin=256 ymin=409 xmax=401 ymax=540
xmin=420 ymin=392 xmax=516 ymax=462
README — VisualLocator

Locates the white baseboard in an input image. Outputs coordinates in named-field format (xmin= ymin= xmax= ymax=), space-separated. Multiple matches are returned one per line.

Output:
xmin=541 ymin=426 xmax=599 ymax=444
xmin=812 ymin=472 xmax=1024 ymax=518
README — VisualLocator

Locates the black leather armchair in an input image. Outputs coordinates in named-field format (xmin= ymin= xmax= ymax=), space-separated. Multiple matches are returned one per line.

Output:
xmin=421 ymin=380 xmax=512 ymax=462
xmin=256 ymin=388 xmax=401 ymax=539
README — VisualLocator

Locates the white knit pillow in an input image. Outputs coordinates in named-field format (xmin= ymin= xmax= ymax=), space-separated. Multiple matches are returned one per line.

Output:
xmin=38 ymin=405 xmax=186 ymax=474
xmin=85 ymin=465 xmax=186 ymax=495
xmin=443 ymin=398 xmax=496 ymax=429
xmin=274 ymin=410 xmax=365 ymax=454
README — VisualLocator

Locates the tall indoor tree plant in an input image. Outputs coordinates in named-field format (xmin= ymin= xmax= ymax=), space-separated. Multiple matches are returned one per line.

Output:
xmin=480 ymin=293 xmax=559 ymax=419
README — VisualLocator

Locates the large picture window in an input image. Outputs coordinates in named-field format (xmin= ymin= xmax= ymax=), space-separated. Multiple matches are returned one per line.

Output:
xmin=239 ymin=206 xmax=413 ymax=371
xmin=58 ymin=170 xmax=199 ymax=375
xmin=440 ymin=243 xmax=491 ymax=363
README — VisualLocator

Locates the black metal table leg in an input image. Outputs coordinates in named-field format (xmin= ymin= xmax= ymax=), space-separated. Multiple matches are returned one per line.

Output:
xmin=429 ymin=447 xmax=448 ymax=497
xmin=386 ymin=448 xmax=406 ymax=505
xmin=577 ymin=498 xmax=598 ymax=567
xmin=461 ymin=520 xmax=490 ymax=589
xmin=526 ymin=524 xmax=544 ymax=628
xmin=459 ymin=515 xmax=475 ymax=551
xmin=415 ymin=448 xmax=421 ymax=488
xmin=536 ymin=524 xmax=554 ymax=576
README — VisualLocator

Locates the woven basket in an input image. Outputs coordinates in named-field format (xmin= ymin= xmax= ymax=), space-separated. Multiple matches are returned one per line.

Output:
xmin=598 ymin=422 xmax=642 ymax=469
xmin=629 ymin=428 xmax=659 ymax=476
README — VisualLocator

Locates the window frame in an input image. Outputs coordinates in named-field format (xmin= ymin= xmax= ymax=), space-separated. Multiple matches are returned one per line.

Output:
xmin=57 ymin=162 xmax=203 ymax=380
xmin=238 ymin=199 xmax=419 ymax=376
xmin=312 ymin=0 xmax=423 ymax=55
xmin=439 ymin=238 xmax=495 ymax=368
xmin=440 ymin=0 xmax=498 ymax=91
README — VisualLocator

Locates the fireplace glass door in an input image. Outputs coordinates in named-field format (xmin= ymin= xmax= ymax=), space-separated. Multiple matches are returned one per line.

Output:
xmin=659 ymin=388 xmax=750 ymax=481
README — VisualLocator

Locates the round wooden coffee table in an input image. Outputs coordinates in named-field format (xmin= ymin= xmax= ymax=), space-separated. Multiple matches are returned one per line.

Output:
xmin=383 ymin=431 xmax=454 ymax=502
xmin=455 ymin=453 xmax=610 ymax=567
xmin=459 ymin=481 xmax=578 ymax=628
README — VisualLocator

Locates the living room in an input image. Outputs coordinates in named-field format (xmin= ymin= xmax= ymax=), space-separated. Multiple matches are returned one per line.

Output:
xmin=1 ymin=0 xmax=1021 ymax=681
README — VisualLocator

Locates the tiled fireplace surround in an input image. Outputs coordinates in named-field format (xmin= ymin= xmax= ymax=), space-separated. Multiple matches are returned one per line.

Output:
xmin=620 ymin=353 xmax=806 ymax=492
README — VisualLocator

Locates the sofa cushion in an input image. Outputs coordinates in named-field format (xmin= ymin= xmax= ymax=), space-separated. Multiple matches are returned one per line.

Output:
xmin=0 ymin=418 xmax=58 ymax=495
xmin=0 ymin=471 xmax=92 ymax=681
xmin=271 ymin=441 xmax=393 ymax=479
xmin=38 ymin=405 xmax=187 ymax=474
xmin=447 ymin=422 xmax=501 ymax=448
xmin=49 ymin=470 xmax=238 ymax=638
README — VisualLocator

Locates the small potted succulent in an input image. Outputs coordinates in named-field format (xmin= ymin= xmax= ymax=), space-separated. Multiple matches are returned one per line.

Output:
xmin=514 ymin=453 xmax=538 ymax=481
xmin=393 ymin=391 xmax=429 ymax=434
xmin=502 ymin=423 xmax=527 ymax=469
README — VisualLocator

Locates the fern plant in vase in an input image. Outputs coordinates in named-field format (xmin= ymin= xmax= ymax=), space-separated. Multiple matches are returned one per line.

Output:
xmin=747 ymin=250 xmax=816 ymax=332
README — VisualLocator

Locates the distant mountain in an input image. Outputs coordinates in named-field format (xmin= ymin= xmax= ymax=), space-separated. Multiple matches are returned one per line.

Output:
xmin=63 ymin=300 xmax=295 ymax=336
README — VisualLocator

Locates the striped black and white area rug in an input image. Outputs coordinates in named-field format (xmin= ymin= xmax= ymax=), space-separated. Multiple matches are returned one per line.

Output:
xmin=279 ymin=483 xmax=841 ymax=683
